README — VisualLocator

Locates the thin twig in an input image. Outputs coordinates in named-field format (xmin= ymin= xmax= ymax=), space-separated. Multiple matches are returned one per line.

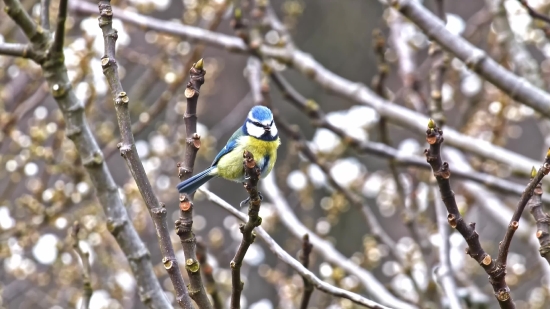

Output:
xmin=3 ymin=0 xmax=170 ymax=307
xmin=175 ymin=58 xmax=212 ymax=309
xmin=518 ymin=0 xmax=550 ymax=25
xmin=96 ymin=1 xmax=193 ymax=307
xmin=497 ymin=160 xmax=550 ymax=267
xmin=230 ymin=151 xmax=263 ymax=309
xmin=71 ymin=222 xmax=92 ymax=309
xmin=424 ymin=119 xmax=550 ymax=308
xmin=196 ymin=241 xmax=224 ymax=309
xmin=299 ymin=234 xmax=314 ymax=309
xmin=0 ymin=43 xmax=36 ymax=59
xmin=51 ymin=0 xmax=68 ymax=54
xmin=41 ymin=0 xmax=51 ymax=30
xmin=199 ymin=188 xmax=395 ymax=309
xmin=261 ymin=174 xmax=417 ymax=309
xmin=528 ymin=170 xmax=550 ymax=264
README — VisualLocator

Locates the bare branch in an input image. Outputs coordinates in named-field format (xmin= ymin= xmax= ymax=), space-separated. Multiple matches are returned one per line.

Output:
xmin=96 ymin=0 xmax=193 ymax=307
xmin=529 ymin=173 xmax=550 ymax=264
xmin=175 ymin=58 xmax=212 ymax=309
xmin=0 ymin=42 xmax=36 ymax=59
xmin=51 ymin=0 xmax=68 ymax=54
xmin=196 ymin=241 xmax=224 ymax=309
xmin=299 ymin=235 xmax=314 ymax=309
xmin=41 ymin=0 xmax=51 ymax=30
xmin=199 ymin=188 xmax=396 ymax=309
xmin=392 ymin=0 xmax=550 ymax=119
xmin=3 ymin=0 xmax=171 ymax=306
xmin=229 ymin=151 xmax=263 ymax=309
xmin=260 ymin=175 xmax=418 ymax=309
xmin=518 ymin=0 xmax=550 ymax=26
xmin=71 ymin=222 xmax=92 ymax=309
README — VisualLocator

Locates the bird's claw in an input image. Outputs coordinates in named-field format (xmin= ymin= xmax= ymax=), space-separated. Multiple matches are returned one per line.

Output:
xmin=239 ymin=191 xmax=263 ymax=208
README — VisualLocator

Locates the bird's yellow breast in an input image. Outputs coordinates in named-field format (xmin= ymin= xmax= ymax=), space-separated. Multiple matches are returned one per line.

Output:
xmin=216 ymin=136 xmax=280 ymax=181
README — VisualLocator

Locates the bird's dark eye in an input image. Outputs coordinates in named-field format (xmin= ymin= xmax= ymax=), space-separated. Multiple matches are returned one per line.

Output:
xmin=253 ymin=121 xmax=262 ymax=127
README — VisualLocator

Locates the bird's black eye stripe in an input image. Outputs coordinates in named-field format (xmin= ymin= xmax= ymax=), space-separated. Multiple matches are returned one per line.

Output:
xmin=253 ymin=121 xmax=262 ymax=126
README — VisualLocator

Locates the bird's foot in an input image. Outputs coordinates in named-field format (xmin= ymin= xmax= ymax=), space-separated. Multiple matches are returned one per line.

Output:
xmin=239 ymin=191 xmax=264 ymax=208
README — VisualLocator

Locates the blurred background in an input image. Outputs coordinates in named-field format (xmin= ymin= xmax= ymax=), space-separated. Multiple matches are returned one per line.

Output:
xmin=3 ymin=0 xmax=550 ymax=308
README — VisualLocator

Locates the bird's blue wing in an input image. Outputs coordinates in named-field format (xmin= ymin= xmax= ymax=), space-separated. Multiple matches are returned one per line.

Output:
xmin=211 ymin=127 xmax=244 ymax=166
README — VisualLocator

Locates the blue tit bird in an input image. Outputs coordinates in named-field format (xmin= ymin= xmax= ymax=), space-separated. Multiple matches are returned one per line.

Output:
xmin=176 ymin=106 xmax=280 ymax=201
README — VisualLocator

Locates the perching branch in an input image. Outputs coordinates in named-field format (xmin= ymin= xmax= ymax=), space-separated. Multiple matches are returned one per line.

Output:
xmin=196 ymin=241 xmax=224 ymax=309
xmin=261 ymin=174 xmax=418 ymax=309
xmin=71 ymin=222 xmax=92 ymax=309
xmin=199 ymin=188 xmax=395 ymax=309
xmin=175 ymin=58 xmax=212 ymax=309
xmin=528 ymin=171 xmax=550 ymax=264
xmin=96 ymin=1 xmax=193 ymax=308
xmin=3 ymin=0 xmax=170 ymax=307
xmin=51 ymin=0 xmax=68 ymax=54
xmin=299 ymin=234 xmax=314 ymax=309
xmin=230 ymin=150 xmax=263 ymax=309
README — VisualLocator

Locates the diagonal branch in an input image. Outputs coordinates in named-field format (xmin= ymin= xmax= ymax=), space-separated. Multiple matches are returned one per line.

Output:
xmin=518 ymin=0 xmax=550 ymax=25
xmin=200 ymin=188 xmax=394 ymax=309
xmin=3 ymin=0 xmax=171 ymax=307
xmin=0 ymin=42 xmax=37 ymax=59
xmin=261 ymin=174 xmax=418 ymax=309
xmin=392 ymin=0 xmax=550 ymax=119
xmin=96 ymin=1 xmax=193 ymax=308
xmin=51 ymin=0 xmax=68 ymax=54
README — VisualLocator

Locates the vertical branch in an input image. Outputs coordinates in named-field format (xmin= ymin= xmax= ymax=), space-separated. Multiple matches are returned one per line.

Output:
xmin=529 ymin=169 xmax=550 ymax=264
xmin=96 ymin=1 xmax=194 ymax=308
xmin=51 ymin=0 xmax=68 ymax=54
xmin=196 ymin=241 xmax=224 ymax=309
xmin=71 ymin=222 xmax=92 ymax=309
xmin=175 ymin=59 xmax=212 ymax=308
xmin=428 ymin=42 xmax=448 ymax=127
xmin=230 ymin=151 xmax=263 ymax=309
xmin=4 ymin=0 xmax=172 ymax=307
xmin=40 ymin=0 xmax=51 ymax=30
xmin=299 ymin=234 xmax=314 ymax=309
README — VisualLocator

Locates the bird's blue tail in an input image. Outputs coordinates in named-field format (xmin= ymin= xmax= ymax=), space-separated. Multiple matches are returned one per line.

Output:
xmin=176 ymin=166 xmax=216 ymax=194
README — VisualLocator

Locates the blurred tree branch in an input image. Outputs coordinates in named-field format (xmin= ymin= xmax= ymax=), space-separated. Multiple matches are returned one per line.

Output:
xmin=1 ymin=0 xmax=171 ymax=307
xmin=71 ymin=222 xmax=93 ymax=309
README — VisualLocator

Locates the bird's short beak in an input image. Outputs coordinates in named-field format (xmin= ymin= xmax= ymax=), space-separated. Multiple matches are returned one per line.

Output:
xmin=264 ymin=127 xmax=270 ymax=132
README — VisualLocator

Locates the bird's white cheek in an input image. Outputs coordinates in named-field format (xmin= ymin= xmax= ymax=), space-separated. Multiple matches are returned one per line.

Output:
xmin=270 ymin=124 xmax=278 ymax=137
xmin=246 ymin=122 xmax=264 ymax=138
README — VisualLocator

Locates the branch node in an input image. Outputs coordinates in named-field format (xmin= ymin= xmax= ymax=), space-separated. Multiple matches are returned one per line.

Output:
xmin=447 ymin=213 xmax=457 ymax=228
xmin=162 ymin=257 xmax=174 ymax=270
xmin=186 ymin=258 xmax=200 ymax=273
xmin=82 ymin=151 xmax=104 ymax=167
xmin=481 ymin=254 xmax=492 ymax=266
xmin=495 ymin=287 xmax=511 ymax=302
xmin=179 ymin=194 xmax=193 ymax=211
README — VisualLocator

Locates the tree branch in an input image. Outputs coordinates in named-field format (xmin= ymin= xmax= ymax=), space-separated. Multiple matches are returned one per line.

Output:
xmin=199 ymin=188 xmax=395 ymax=309
xmin=229 ymin=151 xmax=263 ymax=309
xmin=174 ymin=59 xmax=212 ymax=309
xmin=3 ymin=0 xmax=171 ymax=307
xmin=299 ymin=234 xmax=314 ymax=309
xmin=41 ymin=0 xmax=51 ymax=30
xmin=518 ymin=0 xmax=550 ymax=25
xmin=260 ymin=174 xmax=418 ymax=309
xmin=529 ymin=172 xmax=550 ymax=264
xmin=196 ymin=241 xmax=224 ymax=309
xmin=71 ymin=222 xmax=93 ymax=309
xmin=0 ymin=42 xmax=36 ymax=59
xmin=51 ymin=0 xmax=68 ymax=54
xmin=96 ymin=1 xmax=193 ymax=308
xmin=392 ymin=0 xmax=550 ymax=119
